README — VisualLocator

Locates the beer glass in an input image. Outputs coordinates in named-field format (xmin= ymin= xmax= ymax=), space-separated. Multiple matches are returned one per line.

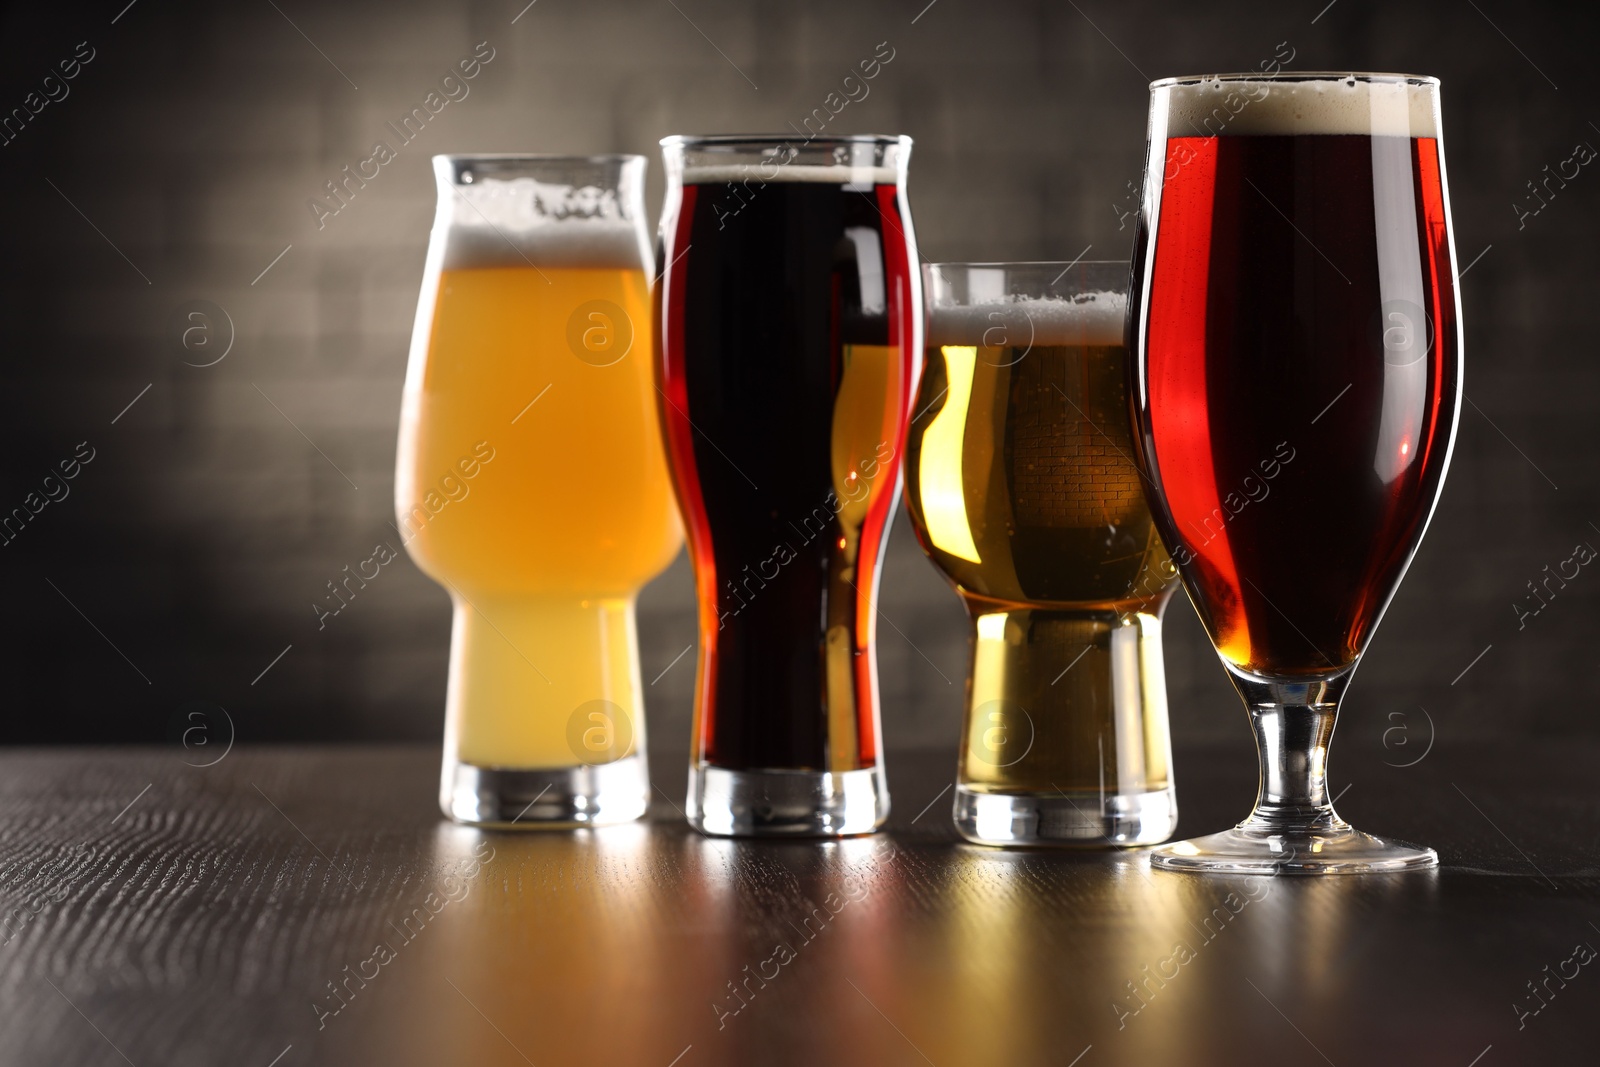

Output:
xmin=656 ymin=134 xmax=920 ymax=836
xmin=1130 ymin=74 xmax=1462 ymax=872
xmin=397 ymin=155 xmax=681 ymax=827
xmin=904 ymin=262 xmax=1179 ymax=847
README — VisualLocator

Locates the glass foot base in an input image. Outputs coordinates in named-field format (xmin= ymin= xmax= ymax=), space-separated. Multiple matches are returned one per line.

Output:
xmin=954 ymin=785 xmax=1177 ymax=847
xmin=687 ymin=765 xmax=888 ymax=837
xmin=1150 ymin=822 xmax=1437 ymax=875
xmin=442 ymin=754 xmax=649 ymax=828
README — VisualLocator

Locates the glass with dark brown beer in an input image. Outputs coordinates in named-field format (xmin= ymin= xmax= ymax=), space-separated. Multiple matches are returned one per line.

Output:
xmin=1131 ymin=74 xmax=1462 ymax=873
xmin=904 ymin=262 xmax=1179 ymax=846
xmin=656 ymin=135 xmax=919 ymax=836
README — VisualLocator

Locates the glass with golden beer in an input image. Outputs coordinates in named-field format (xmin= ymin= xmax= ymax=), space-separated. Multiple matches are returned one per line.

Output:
xmin=903 ymin=262 xmax=1179 ymax=846
xmin=396 ymin=155 xmax=681 ymax=826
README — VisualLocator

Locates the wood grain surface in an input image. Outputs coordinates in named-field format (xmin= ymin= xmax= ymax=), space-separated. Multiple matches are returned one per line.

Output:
xmin=0 ymin=740 xmax=1595 ymax=1066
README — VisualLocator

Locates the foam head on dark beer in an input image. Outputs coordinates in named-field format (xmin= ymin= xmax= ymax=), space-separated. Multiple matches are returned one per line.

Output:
xmin=680 ymin=162 xmax=898 ymax=187
xmin=1160 ymin=76 xmax=1438 ymax=138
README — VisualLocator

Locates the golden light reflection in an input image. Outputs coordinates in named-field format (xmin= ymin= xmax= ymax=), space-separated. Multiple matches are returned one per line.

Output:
xmin=917 ymin=345 xmax=983 ymax=563
xmin=376 ymin=823 xmax=672 ymax=1065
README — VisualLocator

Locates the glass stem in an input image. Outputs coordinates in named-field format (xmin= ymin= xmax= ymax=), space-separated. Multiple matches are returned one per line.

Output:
xmin=1228 ymin=669 xmax=1352 ymax=835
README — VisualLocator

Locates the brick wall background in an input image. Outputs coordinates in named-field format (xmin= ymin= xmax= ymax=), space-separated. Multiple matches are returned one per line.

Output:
xmin=1 ymin=0 xmax=1595 ymax=772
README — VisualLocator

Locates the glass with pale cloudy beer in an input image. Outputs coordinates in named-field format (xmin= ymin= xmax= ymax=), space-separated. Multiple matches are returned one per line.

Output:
xmin=657 ymin=135 xmax=919 ymax=836
xmin=396 ymin=155 xmax=681 ymax=827
xmin=904 ymin=262 xmax=1179 ymax=846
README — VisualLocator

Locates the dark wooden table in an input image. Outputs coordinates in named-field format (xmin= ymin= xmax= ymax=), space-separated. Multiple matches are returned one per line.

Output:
xmin=1 ymin=740 xmax=1595 ymax=1066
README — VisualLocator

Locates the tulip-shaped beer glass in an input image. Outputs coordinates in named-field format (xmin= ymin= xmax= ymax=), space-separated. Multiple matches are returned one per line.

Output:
xmin=397 ymin=155 xmax=681 ymax=827
xmin=1130 ymin=74 xmax=1462 ymax=872
xmin=905 ymin=262 xmax=1180 ymax=846
xmin=657 ymin=135 xmax=919 ymax=836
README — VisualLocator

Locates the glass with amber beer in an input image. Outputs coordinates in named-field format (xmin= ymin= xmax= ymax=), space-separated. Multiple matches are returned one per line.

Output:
xmin=1131 ymin=74 xmax=1462 ymax=873
xmin=904 ymin=262 xmax=1179 ymax=846
xmin=396 ymin=155 xmax=681 ymax=827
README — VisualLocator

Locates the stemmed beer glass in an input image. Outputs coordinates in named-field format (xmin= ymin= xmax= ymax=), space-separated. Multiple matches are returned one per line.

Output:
xmin=1129 ymin=74 xmax=1463 ymax=872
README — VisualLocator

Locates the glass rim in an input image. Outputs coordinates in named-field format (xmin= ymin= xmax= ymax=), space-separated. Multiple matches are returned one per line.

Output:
xmin=1150 ymin=71 xmax=1439 ymax=90
xmin=430 ymin=152 xmax=646 ymax=165
xmin=659 ymin=133 xmax=912 ymax=150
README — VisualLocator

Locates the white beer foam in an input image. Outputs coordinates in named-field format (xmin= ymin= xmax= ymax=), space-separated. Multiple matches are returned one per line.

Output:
xmin=683 ymin=163 xmax=898 ymax=185
xmin=927 ymin=292 xmax=1128 ymax=348
xmin=1162 ymin=77 xmax=1438 ymax=138
xmin=439 ymin=176 xmax=648 ymax=271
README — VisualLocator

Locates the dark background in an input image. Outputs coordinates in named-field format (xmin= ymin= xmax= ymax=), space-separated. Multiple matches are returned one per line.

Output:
xmin=0 ymin=0 xmax=1593 ymax=771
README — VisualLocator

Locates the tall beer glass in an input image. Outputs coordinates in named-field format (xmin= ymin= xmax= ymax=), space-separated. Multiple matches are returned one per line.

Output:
xmin=397 ymin=155 xmax=681 ymax=827
xmin=657 ymin=135 xmax=919 ymax=836
xmin=904 ymin=262 xmax=1179 ymax=846
xmin=1131 ymin=74 xmax=1462 ymax=872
